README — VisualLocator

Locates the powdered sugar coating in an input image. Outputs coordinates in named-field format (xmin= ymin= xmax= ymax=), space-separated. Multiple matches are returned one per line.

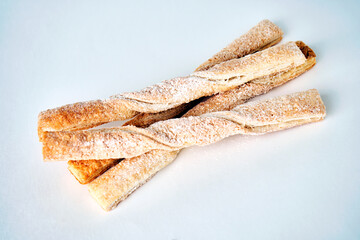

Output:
xmin=193 ymin=42 xmax=306 ymax=80
xmin=43 ymin=89 xmax=325 ymax=161
xmin=118 ymin=42 xmax=306 ymax=105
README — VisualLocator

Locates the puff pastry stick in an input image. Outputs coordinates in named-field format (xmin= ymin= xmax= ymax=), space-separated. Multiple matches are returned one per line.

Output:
xmin=43 ymin=89 xmax=325 ymax=161
xmin=88 ymin=89 xmax=325 ymax=211
xmin=38 ymin=40 xmax=301 ymax=136
xmin=69 ymin=41 xmax=316 ymax=184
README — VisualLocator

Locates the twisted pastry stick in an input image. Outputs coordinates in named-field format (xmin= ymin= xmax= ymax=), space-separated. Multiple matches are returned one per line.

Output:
xmin=88 ymin=89 xmax=325 ymax=211
xmin=69 ymin=41 xmax=316 ymax=184
xmin=39 ymin=40 xmax=300 ymax=136
xmin=73 ymin=41 xmax=317 ymax=208
xmin=43 ymin=89 xmax=325 ymax=162
xmin=117 ymin=42 xmax=305 ymax=103
xmin=66 ymin=20 xmax=284 ymax=184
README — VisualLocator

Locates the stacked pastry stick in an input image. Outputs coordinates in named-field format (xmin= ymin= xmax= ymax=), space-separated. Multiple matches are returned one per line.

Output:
xmin=38 ymin=20 xmax=325 ymax=211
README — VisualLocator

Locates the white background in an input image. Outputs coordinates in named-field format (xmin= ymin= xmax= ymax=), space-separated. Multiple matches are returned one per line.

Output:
xmin=1 ymin=0 xmax=360 ymax=239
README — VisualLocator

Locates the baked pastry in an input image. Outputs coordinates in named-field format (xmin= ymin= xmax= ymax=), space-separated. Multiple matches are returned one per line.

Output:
xmin=37 ymin=19 xmax=325 ymax=212
xmin=37 ymin=26 xmax=286 ymax=136
xmin=87 ymin=89 xmax=326 ymax=211
xmin=43 ymin=89 xmax=325 ymax=161
xmin=68 ymin=41 xmax=316 ymax=184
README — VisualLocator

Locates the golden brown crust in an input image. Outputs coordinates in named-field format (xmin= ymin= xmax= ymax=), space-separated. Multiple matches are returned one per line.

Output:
xmin=68 ymin=159 xmax=121 ymax=184
xmin=295 ymin=40 xmax=316 ymax=59
xmin=38 ymin=100 xmax=137 ymax=140
xmin=195 ymin=19 xmax=283 ymax=71
xmin=42 ymin=90 xmax=325 ymax=161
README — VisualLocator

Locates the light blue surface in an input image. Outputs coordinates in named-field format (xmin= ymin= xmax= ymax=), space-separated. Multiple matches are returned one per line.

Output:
xmin=0 ymin=0 xmax=360 ymax=239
